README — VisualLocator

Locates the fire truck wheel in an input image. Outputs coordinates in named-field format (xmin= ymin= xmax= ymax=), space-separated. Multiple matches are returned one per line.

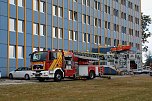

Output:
xmin=54 ymin=71 xmax=63 ymax=82
xmin=88 ymin=71 xmax=95 ymax=79
xmin=73 ymin=74 xmax=76 ymax=80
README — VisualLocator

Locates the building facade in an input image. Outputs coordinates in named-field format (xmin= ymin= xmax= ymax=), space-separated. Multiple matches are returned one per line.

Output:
xmin=0 ymin=0 xmax=141 ymax=77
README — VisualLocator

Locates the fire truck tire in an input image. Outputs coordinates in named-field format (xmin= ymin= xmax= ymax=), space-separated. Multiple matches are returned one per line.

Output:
xmin=73 ymin=74 xmax=76 ymax=80
xmin=88 ymin=71 xmax=95 ymax=79
xmin=54 ymin=71 xmax=63 ymax=82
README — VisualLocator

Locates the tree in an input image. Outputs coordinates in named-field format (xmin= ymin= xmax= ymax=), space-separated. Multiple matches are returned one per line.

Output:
xmin=145 ymin=51 xmax=152 ymax=66
xmin=142 ymin=13 xmax=152 ymax=52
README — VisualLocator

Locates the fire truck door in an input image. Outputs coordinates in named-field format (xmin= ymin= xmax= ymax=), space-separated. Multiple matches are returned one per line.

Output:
xmin=64 ymin=58 xmax=75 ymax=77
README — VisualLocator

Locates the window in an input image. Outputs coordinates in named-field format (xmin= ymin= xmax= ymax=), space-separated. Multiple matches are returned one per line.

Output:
xmin=53 ymin=27 xmax=58 ymax=38
xmin=105 ymin=21 xmax=107 ymax=29
xmin=40 ymin=24 xmax=45 ymax=36
xmin=99 ymin=36 xmax=101 ymax=45
xmin=87 ymin=0 xmax=90 ymax=6
xmin=40 ymin=1 xmax=45 ymax=13
xmin=10 ymin=0 xmax=16 ymax=5
xmin=128 ymin=15 xmax=133 ymax=22
xmin=108 ymin=6 xmax=110 ymax=14
xmin=128 ymin=28 xmax=133 ymax=36
xmin=114 ymin=24 xmax=119 ymax=32
xmin=9 ymin=18 xmax=16 ymax=32
xmin=135 ymin=17 xmax=139 ymax=25
xmin=18 ymin=20 xmax=24 ymax=33
xmin=69 ymin=30 xmax=73 ymax=40
xmin=135 ymin=4 xmax=139 ymax=12
xmin=121 ymin=0 xmax=126 ymax=6
xmin=34 ymin=0 xmax=38 ymax=11
xmin=87 ymin=15 xmax=90 ymax=25
xmin=69 ymin=10 xmax=73 ymax=20
xmin=98 ymin=2 xmax=101 ymax=11
xmin=82 ymin=14 xmax=86 ymax=23
xmin=121 ymin=12 xmax=126 ymax=20
xmin=58 ymin=28 xmax=63 ymax=39
xmin=73 ymin=0 xmax=77 ymax=2
xmin=83 ymin=0 xmax=86 ymax=5
xmin=88 ymin=34 xmax=90 ymax=43
xmin=114 ymin=39 xmax=117 ymax=46
xmin=122 ymin=41 xmax=124 ymax=45
xmin=108 ymin=38 xmax=111 ymax=46
xmin=33 ymin=47 xmax=38 ymax=52
xmin=83 ymin=33 xmax=87 ymax=42
xmin=114 ymin=24 xmax=116 ymax=31
xmin=117 ymin=40 xmax=119 ymax=46
xmin=94 ymin=1 xmax=97 ymax=10
xmin=124 ymin=13 xmax=126 ymax=20
xmin=98 ymin=19 xmax=101 ymax=27
xmin=113 ymin=9 xmax=119 ymax=17
xmin=128 ymin=1 xmax=133 ymax=9
xmin=53 ymin=5 xmax=58 ymax=16
xmin=18 ymin=0 xmax=23 ymax=7
xmin=9 ymin=45 xmax=15 ymax=58
xmin=74 ymin=11 xmax=77 ymax=21
xmin=105 ymin=37 xmax=107 ymax=45
xmin=94 ymin=35 xmax=98 ymax=44
xmin=105 ymin=5 xmax=107 ymax=13
xmin=121 ymin=26 xmax=126 ymax=34
xmin=58 ymin=7 xmax=63 ymax=17
xmin=18 ymin=46 xmax=23 ymax=58
xmin=108 ymin=22 xmax=110 ymax=30
xmin=40 ymin=48 xmax=44 ymax=51
xmin=74 ymin=31 xmax=78 ymax=41
xmin=33 ymin=23 xmax=38 ymax=35
xmin=117 ymin=25 xmax=119 ymax=32
xmin=94 ymin=18 xmax=97 ymax=27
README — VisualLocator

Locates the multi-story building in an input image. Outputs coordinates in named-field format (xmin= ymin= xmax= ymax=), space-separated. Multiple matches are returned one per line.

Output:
xmin=0 ymin=0 xmax=141 ymax=77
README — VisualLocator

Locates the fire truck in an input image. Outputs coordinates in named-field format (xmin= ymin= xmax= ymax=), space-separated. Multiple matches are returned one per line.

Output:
xmin=30 ymin=50 xmax=103 ymax=82
xmin=111 ymin=45 xmax=142 ymax=73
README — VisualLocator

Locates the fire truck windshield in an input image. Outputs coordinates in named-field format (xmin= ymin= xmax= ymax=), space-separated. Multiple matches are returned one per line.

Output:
xmin=31 ymin=52 xmax=48 ymax=62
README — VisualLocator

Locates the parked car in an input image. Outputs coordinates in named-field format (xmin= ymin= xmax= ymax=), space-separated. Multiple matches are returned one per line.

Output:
xmin=9 ymin=67 xmax=35 ymax=80
xmin=150 ymin=71 xmax=152 ymax=76
xmin=142 ymin=69 xmax=150 ymax=74
xmin=133 ymin=70 xmax=142 ymax=74
xmin=149 ymin=68 xmax=152 ymax=76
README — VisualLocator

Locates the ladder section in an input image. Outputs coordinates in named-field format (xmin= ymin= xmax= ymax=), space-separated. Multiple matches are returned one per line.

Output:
xmin=73 ymin=52 xmax=100 ymax=60
xmin=73 ymin=52 xmax=114 ymax=61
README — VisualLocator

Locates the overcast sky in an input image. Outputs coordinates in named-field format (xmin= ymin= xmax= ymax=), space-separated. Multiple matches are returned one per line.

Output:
xmin=141 ymin=0 xmax=152 ymax=62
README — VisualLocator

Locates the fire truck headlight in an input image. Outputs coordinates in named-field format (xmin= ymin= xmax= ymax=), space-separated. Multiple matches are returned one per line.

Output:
xmin=49 ymin=71 xmax=53 ymax=74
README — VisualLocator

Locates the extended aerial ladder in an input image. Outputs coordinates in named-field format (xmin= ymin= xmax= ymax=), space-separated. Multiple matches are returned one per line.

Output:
xmin=72 ymin=51 xmax=117 ymax=76
xmin=73 ymin=51 xmax=114 ymax=61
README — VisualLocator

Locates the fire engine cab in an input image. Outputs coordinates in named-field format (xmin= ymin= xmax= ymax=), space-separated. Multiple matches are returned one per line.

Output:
xmin=30 ymin=50 xmax=102 ymax=82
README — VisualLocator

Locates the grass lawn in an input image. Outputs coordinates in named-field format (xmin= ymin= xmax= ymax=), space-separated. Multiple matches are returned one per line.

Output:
xmin=0 ymin=76 xmax=152 ymax=101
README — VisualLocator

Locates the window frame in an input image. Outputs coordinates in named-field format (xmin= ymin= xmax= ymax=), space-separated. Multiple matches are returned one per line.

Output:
xmin=9 ymin=18 xmax=16 ymax=32
xmin=18 ymin=46 xmax=24 ymax=59
xmin=9 ymin=45 xmax=16 ymax=59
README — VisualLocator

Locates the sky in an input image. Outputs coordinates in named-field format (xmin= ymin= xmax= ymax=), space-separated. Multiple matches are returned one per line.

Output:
xmin=141 ymin=0 xmax=152 ymax=62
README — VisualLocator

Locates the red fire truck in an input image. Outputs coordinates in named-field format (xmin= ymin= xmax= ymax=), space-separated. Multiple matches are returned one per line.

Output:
xmin=30 ymin=50 xmax=102 ymax=82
